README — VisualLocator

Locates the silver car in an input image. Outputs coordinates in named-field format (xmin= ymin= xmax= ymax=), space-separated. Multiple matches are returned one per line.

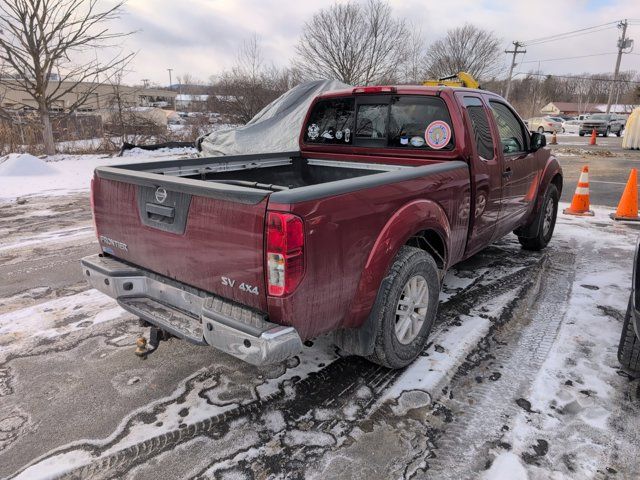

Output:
xmin=527 ymin=116 xmax=563 ymax=134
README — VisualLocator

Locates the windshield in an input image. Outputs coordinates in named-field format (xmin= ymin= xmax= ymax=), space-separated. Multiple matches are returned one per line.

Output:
xmin=589 ymin=114 xmax=610 ymax=120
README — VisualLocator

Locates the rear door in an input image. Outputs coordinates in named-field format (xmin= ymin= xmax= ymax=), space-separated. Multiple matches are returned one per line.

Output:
xmin=92 ymin=174 xmax=270 ymax=310
xmin=488 ymin=100 xmax=538 ymax=235
xmin=456 ymin=93 xmax=503 ymax=255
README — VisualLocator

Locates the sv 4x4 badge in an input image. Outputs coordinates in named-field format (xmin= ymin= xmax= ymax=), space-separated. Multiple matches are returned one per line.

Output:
xmin=221 ymin=277 xmax=259 ymax=295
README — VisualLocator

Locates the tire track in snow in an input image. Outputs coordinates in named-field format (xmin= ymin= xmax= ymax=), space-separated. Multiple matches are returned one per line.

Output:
xmin=8 ymin=246 xmax=545 ymax=479
xmin=425 ymin=249 xmax=575 ymax=478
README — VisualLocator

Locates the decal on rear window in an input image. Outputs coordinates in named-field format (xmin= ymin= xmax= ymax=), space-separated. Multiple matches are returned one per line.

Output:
xmin=425 ymin=120 xmax=451 ymax=149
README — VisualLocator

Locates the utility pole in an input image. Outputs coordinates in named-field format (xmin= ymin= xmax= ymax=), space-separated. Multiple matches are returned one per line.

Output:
xmin=167 ymin=68 xmax=174 ymax=110
xmin=504 ymin=41 xmax=526 ymax=101
xmin=605 ymin=19 xmax=632 ymax=115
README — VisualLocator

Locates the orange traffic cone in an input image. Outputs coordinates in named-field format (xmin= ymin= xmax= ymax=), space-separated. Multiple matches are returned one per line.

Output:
xmin=589 ymin=128 xmax=597 ymax=145
xmin=610 ymin=169 xmax=639 ymax=221
xmin=563 ymin=166 xmax=595 ymax=216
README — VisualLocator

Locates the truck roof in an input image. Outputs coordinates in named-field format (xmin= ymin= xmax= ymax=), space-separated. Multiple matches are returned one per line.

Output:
xmin=316 ymin=85 xmax=500 ymax=99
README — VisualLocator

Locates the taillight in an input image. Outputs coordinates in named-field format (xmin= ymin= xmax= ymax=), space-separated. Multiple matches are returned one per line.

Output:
xmin=266 ymin=212 xmax=304 ymax=296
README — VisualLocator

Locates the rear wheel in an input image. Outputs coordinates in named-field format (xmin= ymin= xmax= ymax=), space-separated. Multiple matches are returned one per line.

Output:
xmin=367 ymin=246 xmax=440 ymax=369
xmin=616 ymin=128 xmax=622 ymax=137
xmin=579 ymin=132 xmax=585 ymax=137
xmin=603 ymin=127 xmax=610 ymax=137
xmin=618 ymin=294 xmax=640 ymax=372
xmin=518 ymin=184 xmax=559 ymax=251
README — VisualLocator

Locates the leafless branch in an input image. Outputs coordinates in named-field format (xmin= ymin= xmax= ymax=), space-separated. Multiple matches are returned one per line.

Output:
xmin=293 ymin=0 xmax=409 ymax=85
xmin=0 ymin=0 xmax=134 ymax=153
xmin=424 ymin=23 xmax=503 ymax=81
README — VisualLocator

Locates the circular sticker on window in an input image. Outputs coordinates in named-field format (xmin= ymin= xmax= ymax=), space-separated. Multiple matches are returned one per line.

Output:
xmin=410 ymin=136 xmax=425 ymax=147
xmin=425 ymin=120 xmax=451 ymax=149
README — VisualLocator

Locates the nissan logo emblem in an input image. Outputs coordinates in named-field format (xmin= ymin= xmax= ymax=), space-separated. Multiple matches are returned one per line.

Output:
xmin=155 ymin=187 xmax=167 ymax=203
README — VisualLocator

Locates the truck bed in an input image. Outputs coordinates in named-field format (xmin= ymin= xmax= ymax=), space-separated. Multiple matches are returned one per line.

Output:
xmin=91 ymin=150 xmax=467 ymax=325
xmin=101 ymin=152 xmax=410 ymax=195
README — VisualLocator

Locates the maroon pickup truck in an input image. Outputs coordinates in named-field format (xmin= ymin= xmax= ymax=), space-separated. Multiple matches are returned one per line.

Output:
xmin=81 ymin=86 xmax=562 ymax=368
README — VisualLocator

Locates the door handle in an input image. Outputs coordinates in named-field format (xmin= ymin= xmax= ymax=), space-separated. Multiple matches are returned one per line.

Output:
xmin=502 ymin=167 xmax=513 ymax=179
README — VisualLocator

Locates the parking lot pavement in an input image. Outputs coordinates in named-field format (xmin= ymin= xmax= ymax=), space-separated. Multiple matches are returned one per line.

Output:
xmin=548 ymin=135 xmax=640 ymax=208
xmin=1 ymin=182 xmax=639 ymax=479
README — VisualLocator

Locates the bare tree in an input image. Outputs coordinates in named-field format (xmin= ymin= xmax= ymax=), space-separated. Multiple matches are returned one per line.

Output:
xmin=214 ymin=34 xmax=297 ymax=123
xmin=294 ymin=0 xmax=409 ymax=85
xmin=0 ymin=0 xmax=133 ymax=154
xmin=399 ymin=24 xmax=427 ymax=84
xmin=425 ymin=24 xmax=502 ymax=81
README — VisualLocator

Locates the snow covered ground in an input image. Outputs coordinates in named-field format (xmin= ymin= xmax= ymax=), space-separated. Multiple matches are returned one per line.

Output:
xmin=1 ymin=150 xmax=639 ymax=478
xmin=0 ymin=149 xmax=196 ymax=201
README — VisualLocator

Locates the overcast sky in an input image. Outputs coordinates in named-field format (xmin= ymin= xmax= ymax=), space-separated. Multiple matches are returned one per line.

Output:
xmin=114 ymin=0 xmax=640 ymax=86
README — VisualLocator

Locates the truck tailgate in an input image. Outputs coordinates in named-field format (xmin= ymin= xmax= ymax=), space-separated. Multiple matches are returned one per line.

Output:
xmin=92 ymin=174 xmax=269 ymax=311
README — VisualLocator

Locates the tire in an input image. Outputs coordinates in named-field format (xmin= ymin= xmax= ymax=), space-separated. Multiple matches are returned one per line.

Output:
xmin=617 ymin=294 xmax=640 ymax=372
xmin=518 ymin=183 xmax=559 ymax=251
xmin=579 ymin=132 xmax=585 ymax=137
xmin=366 ymin=246 xmax=440 ymax=369
xmin=562 ymin=128 xmax=565 ymax=133
xmin=537 ymin=126 xmax=544 ymax=134
xmin=603 ymin=127 xmax=610 ymax=137
xmin=616 ymin=128 xmax=622 ymax=137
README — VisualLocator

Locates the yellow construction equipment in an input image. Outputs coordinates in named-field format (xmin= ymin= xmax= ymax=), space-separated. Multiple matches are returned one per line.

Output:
xmin=423 ymin=72 xmax=480 ymax=89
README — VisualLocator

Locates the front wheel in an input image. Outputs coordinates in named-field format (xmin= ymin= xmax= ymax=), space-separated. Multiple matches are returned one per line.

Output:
xmin=603 ymin=127 xmax=610 ymax=137
xmin=537 ymin=126 xmax=545 ymax=134
xmin=366 ymin=246 xmax=440 ymax=369
xmin=618 ymin=294 xmax=640 ymax=371
xmin=518 ymin=184 xmax=559 ymax=251
xmin=616 ymin=128 xmax=622 ymax=137
xmin=579 ymin=132 xmax=585 ymax=137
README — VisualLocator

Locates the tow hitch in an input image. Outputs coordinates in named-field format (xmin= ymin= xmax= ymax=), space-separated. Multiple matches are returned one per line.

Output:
xmin=135 ymin=320 xmax=172 ymax=359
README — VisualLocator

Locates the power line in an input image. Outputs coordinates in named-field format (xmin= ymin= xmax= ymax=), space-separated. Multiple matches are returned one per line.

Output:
xmin=520 ymin=52 xmax=617 ymax=64
xmin=514 ymin=71 xmax=640 ymax=84
xmin=522 ymin=21 xmax=619 ymax=46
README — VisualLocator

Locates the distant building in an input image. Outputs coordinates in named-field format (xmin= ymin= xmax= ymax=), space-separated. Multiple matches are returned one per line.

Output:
xmin=175 ymin=94 xmax=210 ymax=109
xmin=0 ymin=80 xmax=177 ymax=113
xmin=541 ymin=101 xmax=638 ymax=116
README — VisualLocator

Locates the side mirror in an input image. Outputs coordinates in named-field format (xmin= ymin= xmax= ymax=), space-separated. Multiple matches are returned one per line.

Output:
xmin=530 ymin=132 xmax=546 ymax=151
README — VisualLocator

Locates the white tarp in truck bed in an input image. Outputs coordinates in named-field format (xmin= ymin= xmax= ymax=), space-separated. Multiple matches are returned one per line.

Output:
xmin=198 ymin=80 xmax=349 ymax=157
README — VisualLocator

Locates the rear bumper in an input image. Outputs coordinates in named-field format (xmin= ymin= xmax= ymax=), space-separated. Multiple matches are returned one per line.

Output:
xmin=80 ymin=254 xmax=303 ymax=365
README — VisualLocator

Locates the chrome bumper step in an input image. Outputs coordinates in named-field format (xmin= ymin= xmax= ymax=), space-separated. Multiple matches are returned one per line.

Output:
xmin=81 ymin=254 xmax=303 ymax=365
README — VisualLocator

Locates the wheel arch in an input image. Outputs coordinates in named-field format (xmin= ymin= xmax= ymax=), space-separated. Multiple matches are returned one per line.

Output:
xmin=334 ymin=199 xmax=450 ymax=356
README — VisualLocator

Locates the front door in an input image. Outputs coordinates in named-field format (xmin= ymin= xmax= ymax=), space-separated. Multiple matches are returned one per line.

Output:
xmin=488 ymin=100 xmax=538 ymax=236
xmin=456 ymin=94 xmax=503 ymax=256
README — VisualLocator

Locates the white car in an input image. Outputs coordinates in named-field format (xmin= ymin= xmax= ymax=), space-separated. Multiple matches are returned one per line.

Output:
xmin=562 ymin=119 xmax=582 ymax=135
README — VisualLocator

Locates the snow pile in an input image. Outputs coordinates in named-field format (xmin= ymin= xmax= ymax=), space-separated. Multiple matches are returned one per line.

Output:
xmin=0 ymin=150 xmax=192 ymax=201
xmin=0 ymin=153 xmax=58 ymax=176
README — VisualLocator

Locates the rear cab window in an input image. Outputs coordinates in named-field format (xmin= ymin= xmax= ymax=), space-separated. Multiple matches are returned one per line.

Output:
xmin=304 ymin=94 xmax=455 ymax=151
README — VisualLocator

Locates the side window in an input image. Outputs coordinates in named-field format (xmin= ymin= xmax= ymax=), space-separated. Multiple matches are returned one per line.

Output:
xmin=489 ymin=101 xmax=526 ymax=154
xmin=355 ymin=104 xmax=387 ymax=139
xmin=389 ymin=96 xmax=454 ymax=150
xmin=463 ymin=96 xmax=494 ymax=159
xmin=304 ymin=98 xmax=355 ymax=144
